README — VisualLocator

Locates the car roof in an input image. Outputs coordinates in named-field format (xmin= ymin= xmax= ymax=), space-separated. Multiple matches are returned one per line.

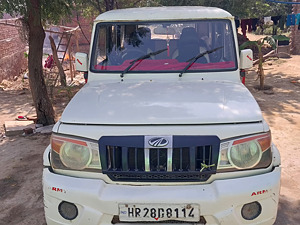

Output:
xmin=95 ymin=6 xmax=233 ymax=22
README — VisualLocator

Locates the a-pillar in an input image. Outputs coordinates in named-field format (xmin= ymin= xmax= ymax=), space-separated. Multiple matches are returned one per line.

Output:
xmin=291 ymin=0 xmax=300 ymax=54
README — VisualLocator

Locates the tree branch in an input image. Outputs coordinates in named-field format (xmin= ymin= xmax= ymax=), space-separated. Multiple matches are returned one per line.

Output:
xmin=96 ymin=0 xmax=103 ymax=14
xmin=75 ymin=13 xmax=90 ymax=44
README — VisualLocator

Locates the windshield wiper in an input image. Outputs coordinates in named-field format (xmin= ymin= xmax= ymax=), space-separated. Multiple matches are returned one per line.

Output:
xmin=120 ymin=48 xmax=167 ymax=78
xmin=178 ymin=46 xmax=224 ymax=77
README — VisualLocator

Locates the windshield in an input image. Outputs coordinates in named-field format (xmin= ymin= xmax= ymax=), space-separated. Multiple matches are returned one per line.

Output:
xmin=91 ymin=20 xmax=237 ymax=73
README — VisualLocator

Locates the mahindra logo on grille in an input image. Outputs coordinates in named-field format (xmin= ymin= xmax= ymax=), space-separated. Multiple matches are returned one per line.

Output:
xmin=148 ymin=137 xmax=169 ymax=147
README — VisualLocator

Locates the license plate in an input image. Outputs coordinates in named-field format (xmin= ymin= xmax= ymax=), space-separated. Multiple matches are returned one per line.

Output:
xmin=119 ymin=204 xmax=200 ymax=222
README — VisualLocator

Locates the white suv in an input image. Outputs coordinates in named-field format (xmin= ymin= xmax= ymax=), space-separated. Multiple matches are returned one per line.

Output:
xmin=43 ymin=6 xmax=281 ymax=225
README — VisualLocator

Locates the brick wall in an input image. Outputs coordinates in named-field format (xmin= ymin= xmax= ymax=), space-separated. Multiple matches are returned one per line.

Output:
xmin=291 ymin=1 xmax=300 ymax=54
xmin=0 ymin=18 xmax=27 ymax=82
xmin=63 ymin=14 xmax=94 ymax=54
xmin=0 ymin=14 xmax=94 ymax=83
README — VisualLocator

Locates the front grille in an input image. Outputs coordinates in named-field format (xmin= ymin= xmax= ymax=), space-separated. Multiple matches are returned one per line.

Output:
xmin=106 ymin=147 xmax=145 ymax=171
xmin=99 ymin=136 xmax=220 ymax=182
xmin=150 ymin=148 xmax=168 ymax=171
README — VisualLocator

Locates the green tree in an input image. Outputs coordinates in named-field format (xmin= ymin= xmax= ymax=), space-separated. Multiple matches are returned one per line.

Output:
xmin=158 ymin=0 xmax=201 ymax=5
xmin=156 ymin=0 xmax=291 ymax=18
xmin=0 ymin=0 xmax=74 ymax=125
xmin=77 ymin=0 xmax=157 ymax=16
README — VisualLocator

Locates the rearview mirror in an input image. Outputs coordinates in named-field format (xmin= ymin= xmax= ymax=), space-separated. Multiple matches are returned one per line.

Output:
xmin=240 ymin=49 xmax=253 ymax=69
xmin=153 ymin=26 xmax=176 ymax=35
xmin=75 ymin=52 xmax=88 ymax=72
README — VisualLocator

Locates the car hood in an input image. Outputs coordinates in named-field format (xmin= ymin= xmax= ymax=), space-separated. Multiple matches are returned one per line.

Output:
xmin=60 ymin=80 xmax=262 ymax=125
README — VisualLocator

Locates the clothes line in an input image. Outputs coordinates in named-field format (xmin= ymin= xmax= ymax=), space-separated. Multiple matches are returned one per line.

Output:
xmin=236 ymin=13 xmax=300 ymax=38
xmin=265 ymin=0 xmax=300 ymax=4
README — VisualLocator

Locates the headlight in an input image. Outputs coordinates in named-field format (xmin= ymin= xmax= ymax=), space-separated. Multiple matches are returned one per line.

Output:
xmin=218 ymin=132 xmax=272 ymax=171
xmin=229 ymin=139 xmax=261 ymax=169
xmin=60 ymin=142 xmax=91 ymax=170
xmin=50 ymin=134 xmax=101 ymax=171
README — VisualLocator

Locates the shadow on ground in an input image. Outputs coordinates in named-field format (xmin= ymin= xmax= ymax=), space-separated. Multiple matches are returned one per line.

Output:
xmin=246 ymin=57 xmax=300 ymax=126
xmin=275 ymin=197 xmax=300 ymax=225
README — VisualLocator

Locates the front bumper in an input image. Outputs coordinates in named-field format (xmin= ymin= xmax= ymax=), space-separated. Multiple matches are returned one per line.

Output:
xmin=43 ymin=167 xmax=281 ymax=225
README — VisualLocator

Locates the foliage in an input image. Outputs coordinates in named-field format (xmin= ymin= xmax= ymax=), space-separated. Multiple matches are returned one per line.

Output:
xmin=73 ymin=0 xmax=292 ymax=24
xmin=1 ymin=0 xmax=292 ymax=26
xmin=0 ymin=0 xmax=74 ymax=24
xmin=156 ymin=0 xmax=292 ymax=18
xmin=239 ymin=35 xmax=289 ymax=90
xmin=76 ymin=0 xmax=158 ymax=16
xmin=158 ymin=0 xmax=201 ymax=6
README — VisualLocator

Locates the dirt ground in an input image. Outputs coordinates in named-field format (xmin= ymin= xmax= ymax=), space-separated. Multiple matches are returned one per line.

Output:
xmin=246 ymin=56 xmax=300 ymax=225
xmin=0 ymin=54 xmax=300 ymax=224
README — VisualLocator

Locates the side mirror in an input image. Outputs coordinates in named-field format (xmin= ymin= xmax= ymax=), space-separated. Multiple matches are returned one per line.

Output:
xmin=240 ymin=49 xmax=253 ymax=69
xmin=75 ymin=52 xmax=88 ymax=72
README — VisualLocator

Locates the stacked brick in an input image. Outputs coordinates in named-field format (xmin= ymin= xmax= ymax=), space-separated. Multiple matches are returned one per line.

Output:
xmin=0 ymin=18 xmax=27 ymax=82
xmin=291 ymin=0 xmax=300 ymax=54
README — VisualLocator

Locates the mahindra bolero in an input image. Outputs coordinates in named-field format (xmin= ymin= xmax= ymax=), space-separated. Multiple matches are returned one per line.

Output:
xmin=43 ymin=6 xmax=281 ymax=225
